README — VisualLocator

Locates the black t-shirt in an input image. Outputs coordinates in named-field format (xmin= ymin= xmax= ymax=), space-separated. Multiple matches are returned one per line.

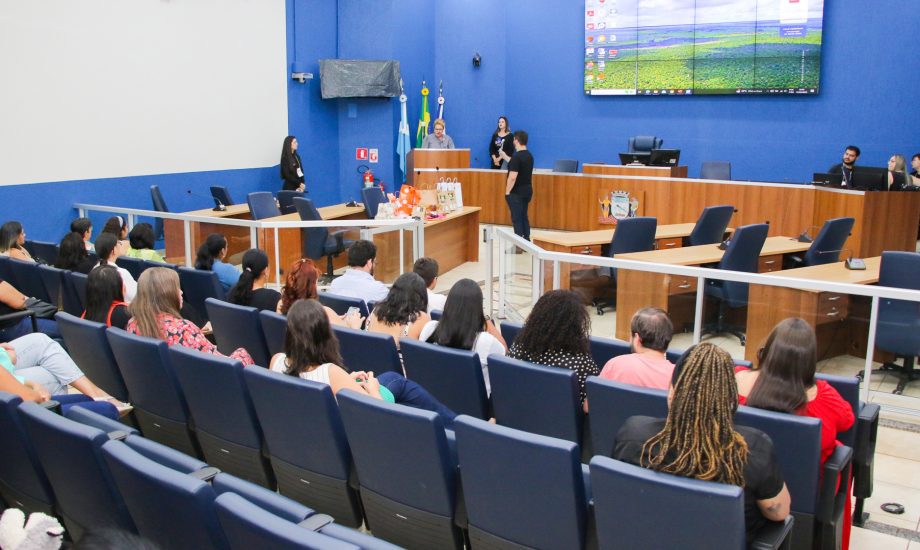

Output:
xmin=613 ymin=416 xmax=785 ymax=538
xmin=508 ymin=150 xmax=534 ymax=194
xmin=489 ymin=133 xmax=515 ymax=169
xmin=248 ymin=288 xmax=281 ymax=312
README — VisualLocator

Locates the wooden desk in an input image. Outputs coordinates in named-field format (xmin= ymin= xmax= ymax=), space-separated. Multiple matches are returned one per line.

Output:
xmin=164 ymin=204 xmax=253 ymax=264
xmin=582 ymin=163 xmax=688 ymax=178
xmin=613 ymin=237 xmax=812 ymax=340
xmin=406 ymin=149 xmax=471 ymax=184
xmin=745 ymin=257 xmax=884 ymax=362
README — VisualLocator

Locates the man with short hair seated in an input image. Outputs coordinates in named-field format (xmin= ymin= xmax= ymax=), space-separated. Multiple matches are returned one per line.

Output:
xmin=328 ymin=239 xmax=389 ymax=305
xmin=413 ymin=257 xmax=447 ymax=313
xmin=600 ymin=307 xmax=674 ymax=390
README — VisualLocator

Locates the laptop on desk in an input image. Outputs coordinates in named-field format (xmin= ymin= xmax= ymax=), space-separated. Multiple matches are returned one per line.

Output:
xmin=812 ymin=173 xmax=843 ymax=187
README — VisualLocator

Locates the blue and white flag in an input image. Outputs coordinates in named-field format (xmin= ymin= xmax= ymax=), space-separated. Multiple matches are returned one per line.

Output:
xmin=397 ymin=80 xmax=411 ymax=182
xmin=436 ymin=81 xmax=444 ymax=120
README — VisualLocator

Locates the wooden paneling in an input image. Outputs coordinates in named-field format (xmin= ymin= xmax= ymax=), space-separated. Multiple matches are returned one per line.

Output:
xmin=582 ymin=164 xmax=688 ymax=178
xmin=860 ymin=191 xmax=920 ymax=257
xmin=406 ymin=149 xmax=471 ymax=184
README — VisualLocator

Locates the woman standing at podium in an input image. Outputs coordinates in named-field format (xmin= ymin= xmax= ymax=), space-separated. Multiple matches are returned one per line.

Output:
xmin=489 ymin=116 xmax=514 ymax=169
xmin=280 ymin=135 xmax=305 ymax=192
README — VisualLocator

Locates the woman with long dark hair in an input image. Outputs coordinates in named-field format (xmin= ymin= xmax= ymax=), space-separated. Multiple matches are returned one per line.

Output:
xmin=366 ymin=272 xmax=430 ymax=346
xmin=420 ymin=278 xmax=506 ymax=393
xmin=271 ymin=299 xmax=456 ymax=426
xmin=194 ymin=233 xmax=239 ymax=292
xmin=280 ymin=135 xmax=305 ymax=192
xmin=0 ymin=221 xmax=34 ymax=262
xmin=101 ymin=216 xmax=128 ymax=241
xmin=83 ymin=265 xmax=129 ymax=329
xmin=94 ymin=233 xmax=137 ymax=302
xmin=227 ymin=249 xmax=280 ymax=312
xmin=55 ymin=232 xmax=96 ymax=274
xmin=489 ymin=116 xmax=514 ymax=169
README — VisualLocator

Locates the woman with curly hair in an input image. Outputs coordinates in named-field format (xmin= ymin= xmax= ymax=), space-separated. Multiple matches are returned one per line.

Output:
xmin=278 ymin=258 xmax=361 ymax=328
xmin=509 ymin=289 xmax=598 ymax=406
xmin=365 ymin=272 xmax=429 ymax=347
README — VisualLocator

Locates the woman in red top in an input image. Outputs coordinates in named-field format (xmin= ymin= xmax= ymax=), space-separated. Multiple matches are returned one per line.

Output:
xmin=125 ymin=267 xmax=253 ymax=365
xmin=83 ymin=265 xmax=130 ymax=330
xmin=736 ymin=317 xmax=855 ymax=548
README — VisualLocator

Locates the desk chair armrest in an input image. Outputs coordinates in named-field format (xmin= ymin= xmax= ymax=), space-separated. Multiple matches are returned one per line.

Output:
xmin=0 ymin=309 xmax=38 ymax=333
xmin=853 ymin=402 xmax=880 ymax=499
xmin=817 ymin=444 xmax=853 ymax=524
xmin=750 ymin=516 xmax=795 ymax=550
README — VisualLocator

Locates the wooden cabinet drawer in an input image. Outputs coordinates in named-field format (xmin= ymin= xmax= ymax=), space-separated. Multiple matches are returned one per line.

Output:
xmin=657 ymin=237 xmax=682 ymax=250
xmin=816 ymin=292 xmax=849 ymax=324
xmin=668 ymin=275 xmax=697 ymax=295
xmin=575 ymin=244 xmax=602 ymax=256
xmin=758 ymin=254 xmax=782 ymax=273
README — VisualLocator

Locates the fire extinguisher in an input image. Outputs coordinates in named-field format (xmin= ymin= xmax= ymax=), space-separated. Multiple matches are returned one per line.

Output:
xmin=363 ymin=169 xmax=374 ymax=187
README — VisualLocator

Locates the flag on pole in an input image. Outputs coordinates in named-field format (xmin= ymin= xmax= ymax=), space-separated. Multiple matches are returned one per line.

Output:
xmin=436 ymin=81 xmax=444 ymax=121
xmin=415 ymin=80 xmax=430 ymax=148
xmin=397 ymin=80 xmax=411 ymax=181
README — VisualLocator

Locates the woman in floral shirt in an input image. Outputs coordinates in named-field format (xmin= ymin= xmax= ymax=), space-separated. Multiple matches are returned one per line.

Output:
xmin=126 ymin=267 xmax=253 ymax=365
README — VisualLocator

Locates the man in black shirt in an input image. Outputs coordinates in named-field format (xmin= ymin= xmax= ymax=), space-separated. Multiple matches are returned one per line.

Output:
xmin=828 ymin=145 xmax=860 ymax=188
xmin=505 ymin=130 xmax=534 ymax=241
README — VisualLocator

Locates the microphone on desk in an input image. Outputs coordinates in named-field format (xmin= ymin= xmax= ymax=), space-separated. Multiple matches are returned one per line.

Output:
xmin=187 ymin=189 xmax=226 ymax=212
xmin=818 ymin=248 xmax=866 ymax=270
xmin=796 ymin=225 xmax=821 ymax=243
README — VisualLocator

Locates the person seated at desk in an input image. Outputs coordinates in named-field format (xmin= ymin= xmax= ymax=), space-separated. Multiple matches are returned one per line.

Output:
xmin=828 ymin=145 xmax=860 ymax=188
xmin=94 ymin=233 xmax=137 ymax=302
xmin=413 ymin=257 xmax=447 ymax=312
xmin=280 ymin=135 xmax=306 ymax=192
xmin=328 ymin=240 xmax=389 ymax=305
xmin=55 ymin=232 xmax=96 ymax=274
xmin=887 ymin=154 xmax=911 ymax=190
xmin=71 ymin=217 xmax=94 ymax=252
xmin=125 ymin=223 xmax=166 ymax=263
xmin=0 ymin=221 xmax=34 ymax=262
xmin=422 ymin=118 xmax=455 ymax=149
xmin=911 ymin=153 xmax=920 ymax=185
xmin=599 ymin=307 xmax=675 ymax=390
xmin=194 ymin=233 xmax=240 ymax=293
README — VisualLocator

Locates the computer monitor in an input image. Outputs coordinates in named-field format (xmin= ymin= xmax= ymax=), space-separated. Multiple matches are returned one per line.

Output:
xmin=648 ymin=149 xmax=681 ymax=167
xmin=619 ymin=152 xmax=649 ymax=165
xmin=851 ymin=166 xmax=887 ymax=191
xmin=812 ymin=172 xmax=843 ymax=186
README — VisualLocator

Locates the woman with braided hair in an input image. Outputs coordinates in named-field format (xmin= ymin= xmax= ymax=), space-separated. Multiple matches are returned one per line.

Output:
xmin=614 ymin=343 xmax=791 ymax=540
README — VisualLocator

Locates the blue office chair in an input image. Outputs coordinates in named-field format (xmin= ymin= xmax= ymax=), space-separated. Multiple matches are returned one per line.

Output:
xmin=593 ymin=216 xmax=658 ymax=315
xmin=552 ymin=159 xmax=579 ymax=173
xmin=361 ymin=186 xmax=387 ymax=219
xmin=24 ymin=240 xmax=59 ymax=265
xmin=115 ymin=256 xmax=147 ymax=281
xmin=873 ymin=251 xmax=920 ymax=395
xmin=628 ymin=135 xmax=663 ymax=154
xmin=499 ymin=321 xmax=523 ymax=347
xmin=106 ymin=328 xmax=201 ymax=457
xmin=259 ymin=310 xmax=288 ymax=356
xmin=336 ymin=389 xmax=464 ymax=549
xmin=205 ymin=298 xmax=271 ymax=368
xmin=585 ymin=377 xmax=669 ymax=457
xmin=178 ymin=266 xmax=224 ymax=326
xmin=244 ymin=367 xmax=364 ymax=527
xmin=7 ymin=257 xmax=52 ymax=303
xmin=454 ymin=416 xmax=589 ymax=549
xmin=317 ymin=292 xmax=369 ymax=319
xmin=150 ymin=185 xmax=169 ymax=241
xmin=703 ymin=223 xmax=769 ymax=345
xmin=793 ymin=217 xmax=856 ymax=267
xmin=0 ymin=392 xmax=56 ymax=516
xmin=169 ymin=346 xmax=275 ymax=488
xmin=488 ymin=355 xmax=583 ymax=445
xmin=293 ymin=197 xmax=353 ymax=278
xmin=247 ymin=191 xmax=282 ymax=220
xmin=700 ymin=160 xmax=732 ymax=180
xmin=401 ymin=339 xmax=490 ymax=419
xmin=686 ymin=204 xmax=735 ymax=246
xmin=56 ymin=312 xmax=130 ymax=402
xmin=333 ymin=325 xmax=403 ymax=375
xmin=277 ymin=190 xmax=304 ymax=215
xmin=37 ymin=264 xmax=65 ymax=310
xmin=210 ymin=185 xmax=235 ymax=207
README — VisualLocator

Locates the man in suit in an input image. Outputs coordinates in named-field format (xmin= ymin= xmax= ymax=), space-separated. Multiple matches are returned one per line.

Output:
xmin=828 ymin=145 xmax=860 ymax=187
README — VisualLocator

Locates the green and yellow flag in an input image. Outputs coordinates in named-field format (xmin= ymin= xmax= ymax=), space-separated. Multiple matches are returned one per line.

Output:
xmin=415 ymin=81 xmax=430 ymax=148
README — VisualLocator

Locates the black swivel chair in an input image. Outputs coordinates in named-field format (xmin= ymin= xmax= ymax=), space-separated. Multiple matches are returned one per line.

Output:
xmin=593 ymin=216 xmax=658 ymax=315
xmin=293 ymin=197 xmax=353 ymax=278
xmin=627 ymin=135 xmax=663 ymax=155
xmin=209 ymin=186 xmax=235 ymax=207
xmin=685 ymin=205 xmax=735 ymax=246
xmin=277 ymin=190 xmax=304 ymax=215
xmin=871 ymin=252 xmax=920 ymax=394
xmin=361 ymin=187 xmax=387 ymax=219
xmin=702 ymin=223 xmax=769 ymax=345
xmin=788 ymin=217 xmax=855 ymax=268
xmin=552 ymin=159 xmax=579 ymax=173
xmin=150 ymin=185 xmax=169 ymax=241
xmin=700 ymin=161 xmax=732 ymax=180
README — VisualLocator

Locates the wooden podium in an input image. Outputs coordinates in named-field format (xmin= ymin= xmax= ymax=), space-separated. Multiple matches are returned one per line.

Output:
xmin=406 ymin=149 xmax=470 ymax=184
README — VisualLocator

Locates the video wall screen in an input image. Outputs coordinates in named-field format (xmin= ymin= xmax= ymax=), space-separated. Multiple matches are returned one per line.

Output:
xmin=584 ymin=0 xmax=825 ymax=96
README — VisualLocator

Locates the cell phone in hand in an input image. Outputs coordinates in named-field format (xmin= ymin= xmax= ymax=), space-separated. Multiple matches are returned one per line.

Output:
xmin=346 ymin=306 xmax=361 ymax=318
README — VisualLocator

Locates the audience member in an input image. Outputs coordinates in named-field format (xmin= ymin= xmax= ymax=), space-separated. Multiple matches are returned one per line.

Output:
xmin=277 ymin=258 xmax=359 ymax=327
xmin=0 ymin=365 xmax=119 ymax=420
xmin=366 ymin=272 xmax=430 ymax=348
xmin=508 ymin=289 xmax=599 ymax=407
xmin=194 ymin=233 xmax=239 ymax=292
xmin=328 ymin=239 xmax=389 ymax=304
xmin=599 ymin=307 xmax=675 ymax=390
xmin=420 ymin=278 xmax=506 ymax=393
xmin=227 ymin=249 xmax=281 ymax=312
xmin=614 ymin=343 xmax=791 ymax=540
xmin=0 ymin=277 xmax=60 ymax=340
xmin=126 ymin=223 xmax=166 ymax=263
xmin=887 ymin=154 xmax=910 ymax=191
xmin=83 ymin=265 xmax=130 ymax=330
xmin=71 ymin=217 xmax=94 ymax=251
xmin=0 ymin=221 xmax=34 ymax=262
xmin=55 ymin=232 xmax=96 ymax=274
xmin=101 ymin=215 xmax=129 ymax=242
xmin=270 ymin=299 xmax=456 ymax=426
xmin=94 ymin=233 xmax=137 ymax=302
xmin=126 ymin=267 xmax=253 ymax=365
xmin=413 ymin=257 xmax=447 ymax=312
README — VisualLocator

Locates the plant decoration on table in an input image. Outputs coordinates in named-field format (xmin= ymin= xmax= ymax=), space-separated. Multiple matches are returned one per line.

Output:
xmin=598 ymin=190 xmax=638 ymax=225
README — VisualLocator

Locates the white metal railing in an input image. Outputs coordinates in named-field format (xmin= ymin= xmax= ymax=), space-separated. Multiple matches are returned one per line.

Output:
xmin=488 ymin=226 xmax=920 ymax=411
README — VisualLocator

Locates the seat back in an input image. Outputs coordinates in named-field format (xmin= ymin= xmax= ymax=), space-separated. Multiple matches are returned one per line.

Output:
xmin=332 ymin=325 xmax=403 ymax=375
xmin=70 ymin=270 xmax=89 ymax=309
xmin=37 ymin=264 xmax=65 ymax=310
xmin=19 ymin=402 xmax=135 ymax=537
xmin=106 ymin=328 xmax=199 ymax=456
xmin=585 ymin=377 xmax=669 ymax=456
xmin=150 ymin=185 xmax=168 ymax=241
xmin=101 ymin=439 xmax=227 ymax=550
xmin=60 ymin=270 xmax=84 ymax=316
xmin=716 ymin=223 xmax=769 ymax=307
xmin=552 ymin=159 xmax=579 ymax=173
xmin=115 ymin=256 xmax=147 ymax=281
xmin=876 ymin=252 xmax=920 ymax=363
xmin=8 ymin=258 xmax=51 ymax=302
xmin=588 ymin=335 xmax=631 ymax=373
xmin=293 ymin=197 xmax=331 ymax=260
xmin=259 ymin=310 xmax=288 ymax=356
xmin=401 ymin=339 xmax=489 ymax=419
xmin=56 ymin=312 xmax=130 ymax=401
xmin=243 ymin=367 xmax=363 ymax=526
xmin=590 ymin=455 xmax=745 ymax=550
xmin=361 ymin=186 xmax=387 ymax=219
xmin=318 ymin=291 xmax=369 ymax=318
xmin=336 ymin=389 xmax=461 ymax=549
xmin=803 ymin=217 xmax=855 ymax=266
xmin=247 ymin=191 xmax=282 ymax=220
xmin=210 ymin=185 xmax=235 ymax=207
xmin=168 ymin=347 xmax=274 ymax=488
xmin=498 ymin=321 xmax=523 ymax=347
xmin=205 ymin=298 xmax=270 ymax=368
xmin=488 ymin=355 xmax=583 ymax=444
xmin=816 ymin=373 xmax=859 ymax=449
xmin=24 ymin=240 xmax=59 ymax=265
xmin=178 ymin=266 xmax=224 ymax=324
xmin=277 ymin=190 xmax=304 ymax=215
xmin=628 ymin=135 xmax=662 ymax=153
xmin=687 ymin=204 xmax=734 ymax=246
xmin=0 ymin=392 xmax=56 ymax=515
xmin=609 ymin=216 xmax=657 ymax=256
xmin=666 ymin=347 xmax=752 ymax=370
xmin=700 ymin=160 xmax=732 ymax=181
